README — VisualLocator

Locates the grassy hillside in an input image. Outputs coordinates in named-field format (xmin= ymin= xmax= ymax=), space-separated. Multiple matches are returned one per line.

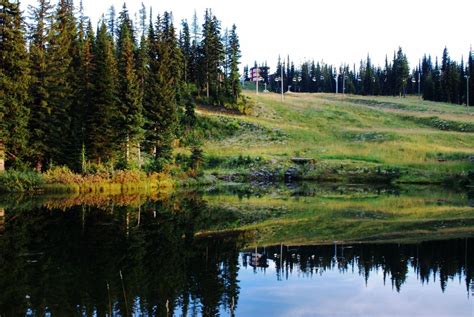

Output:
xmin=200 ymin=183 xmax=474 ymax=245
xmin=197 ymin=92 xmax=474 ymax=185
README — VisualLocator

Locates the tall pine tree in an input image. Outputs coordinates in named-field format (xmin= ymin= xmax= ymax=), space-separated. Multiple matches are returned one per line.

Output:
xmin=392 ymin=47 xmax=409 ymax=97
xmin=46 ymin=0 xmax=78 ymax=166
xmin=227 ymin=24 xmax=241 ymax=103
xmin=143 ymin=12 xmax=180 ymax=164
xmin=0 ymin=0 xmax=30 ymax=168
xmin=200 ymin=10 xmax=224 ymax=102
xmin=27 ymin=0 xmax=53 ymax=170
xmin=116 ymin=4 xmax=143 ymax=165
xmin=87 ymin=21 xmax=119 ymax=164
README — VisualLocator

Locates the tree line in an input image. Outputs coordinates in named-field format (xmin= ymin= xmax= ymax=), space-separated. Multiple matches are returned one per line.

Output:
xmin=251 ymin=47 xmax=473 ymax=105
xmin=0 ymin=0 xmax=241 ymax=171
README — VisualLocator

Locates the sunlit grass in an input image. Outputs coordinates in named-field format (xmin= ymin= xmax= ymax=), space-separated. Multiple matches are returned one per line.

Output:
xmin=200 ymin=91 xmax=473 ymax=182
xmin=202 ymin=185 xmax=473 ymax=245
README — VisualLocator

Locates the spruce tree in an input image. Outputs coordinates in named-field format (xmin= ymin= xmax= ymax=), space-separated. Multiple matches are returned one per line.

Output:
xmin=69 ymin=3 xmax=92 ymax=171
xmin=77 ymin=21 xmax=95 ymax=168
xmin=228 ymin=24 xmax=241 ymax=103
xmin=440 ymin=47 xmax=450 ymax=102
xmin=433 ymin=57 xmax=441 ymax=101
xmin=200 ymin=10 xmax=224 ymax=102
xmin=179 ymin=19 xmax=191 ymax=84
xmin=392 ymin=47 xmax=409 ymax=97
xmin=46 ymin=0 xmax=78 ymax=166
xmin=143 ymin=12 xmax=180 ymax=163
xmin=362 ymin=55 xmax=374 ymax=95
xmin=421 ymin=55 xmax=433 ymax=97
xmin=107 ymin=5 xmax=116 ymax=40
xmin=189 ymin=10 xmax=200 ymax=87
xmin=27 ymin=0 xmax=53 ymax=170
xmin=0 ymin=0 xmax=30 ymax=168
xmin=469 ymin=48 xmax=474 ymax=107
xmin=423 ymin=74 xmax=435 ymax=100
xmin=88 ymin=21 xmax=118 ymax=163
xmin=116 ymin=4 xmax=143 ymax=164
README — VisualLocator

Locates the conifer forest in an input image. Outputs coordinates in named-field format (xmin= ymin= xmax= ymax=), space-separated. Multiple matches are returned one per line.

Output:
xmin=1 ymin=0 xmax=243 ymax=171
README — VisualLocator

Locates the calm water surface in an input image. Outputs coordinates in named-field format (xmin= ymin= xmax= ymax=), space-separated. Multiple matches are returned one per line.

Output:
xmin=0 ymin=185 xmax=473 ymax=316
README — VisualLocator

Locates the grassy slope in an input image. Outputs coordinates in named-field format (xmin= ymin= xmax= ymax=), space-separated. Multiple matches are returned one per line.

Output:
xmin=201 ymin=184 xmax=474 ymax=245
xmin=200 ymin=92 xmax=473 ymax=183
xmin=193 ymin=92 xmax=474 ymax=245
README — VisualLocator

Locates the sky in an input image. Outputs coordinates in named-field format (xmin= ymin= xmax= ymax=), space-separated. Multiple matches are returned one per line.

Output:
xmin=20 ymin=0 xmax=474 ymax=72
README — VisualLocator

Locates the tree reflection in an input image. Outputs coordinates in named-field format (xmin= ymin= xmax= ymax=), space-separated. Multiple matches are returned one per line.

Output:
xmin=0 ymin=192 xmax=243 ymax=316
xmin=0 ymin=191 xmax=472 ymax=316
xmin=245 ymin=239 xmax=474 ymax=294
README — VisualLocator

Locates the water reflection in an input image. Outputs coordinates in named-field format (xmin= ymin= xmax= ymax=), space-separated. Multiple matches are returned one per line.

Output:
xmin=0 ymin=185 xmax=473 ymax=316
xmin=243 ymin=240 xmax=474 ymax=293
xmin=0 ymin=193 xmax=243 ymax=316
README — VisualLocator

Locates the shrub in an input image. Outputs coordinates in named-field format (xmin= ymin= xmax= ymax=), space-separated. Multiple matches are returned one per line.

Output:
xmin=224 ymin=95 xmax=254 ymax=115
xmin=43 ymin=166 xmax=84 ymax=184
xmin=190 ymin=147 xmax=204 ymax=170
xmin=0 ymin=170 xmax=44 ymax=192
xmin=112 ymin=170 xmax=145 ymax=184
xmin=85 ymin=162 xmax=113 ymax=177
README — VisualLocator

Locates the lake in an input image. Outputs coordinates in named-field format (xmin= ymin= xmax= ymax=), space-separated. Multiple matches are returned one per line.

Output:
xmin=0 ymin=183 xmax=473 ymax=316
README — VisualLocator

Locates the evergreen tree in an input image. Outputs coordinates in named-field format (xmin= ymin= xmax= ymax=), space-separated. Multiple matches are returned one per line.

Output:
xmin=88 ymin=21 xmax=118 ymax=163
xmin=392 ymin=47 xmax=409 ymax=96
xmin=46 ymin=0 xmax=79 ymax=166
xmin=433 ymin=57 xmax=441 ymax=101
xmin=421 ymin=55 xmax=432 ymax=95
xmin=0 ymin=0 xmax=30 ymax=168
xmin=188 ymin=10 xmax=200 ymax=86
xmin=69 ymin=3 xmax=92 ymax=171
xmin=106 ymin=5 xmax=116 ymax=40
xmin=382 ymin=56 xmax=393 ymax=95
xmin=227 ymin=24 xmax=241 ymax=102
xmin=136 ymin=23 xmax=147 ymax=112
xmin=362 ymin=55 xmax=374 ymax=95
xmin=200 ymin=9 xmax=224 ymax=102
xmin=116 ymin=4 xmax=143 ymax=164
xmin=440 ymin=47 xmax=451 ymax=102
xmin=423 ymin=73 xmax=435 ymax=101
xmin=180 ymin=20 xmax=191 ymax=84
xmin=77 ymin=21 xmax=95 ymax=168
xmin=143 ymin=12 xmax=180 ymax=163
xmin=138 ymin=2 xmax=146 ymax=36
xmin=27 ymin=0 xmax=53 ymax=170
xmin=469 ymin=48 xmax=474 ymax=106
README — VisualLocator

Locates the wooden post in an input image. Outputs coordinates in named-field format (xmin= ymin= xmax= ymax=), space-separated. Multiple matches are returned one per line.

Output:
xmin=0 ymin=139 xmax=5 ymax=172
xmin=0 ymin=208 xmax=4 ymax=233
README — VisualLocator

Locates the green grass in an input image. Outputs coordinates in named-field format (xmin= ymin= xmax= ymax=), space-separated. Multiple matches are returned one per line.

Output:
xmin=0 ymin=168 xmax=174 ymax=194
xmin=199 ymin=92 xmax=474 ymax=184
xmin=200 ymin=184 xmax=474 ymax=245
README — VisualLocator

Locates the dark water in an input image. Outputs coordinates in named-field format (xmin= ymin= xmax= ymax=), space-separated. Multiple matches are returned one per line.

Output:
xmin=0 ymin=189 xmax=473 ymax=316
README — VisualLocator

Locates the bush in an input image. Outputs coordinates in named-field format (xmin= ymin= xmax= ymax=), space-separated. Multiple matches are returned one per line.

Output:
xmin=190 ymin=147 xmax=204 ymax=170
xmin=43 ymin=166 xmax=84 ymax=184
xmin=143 ymin=157 xmax=170 ymax=173
xmin=0 ymin=170 xmax=44 ymax=192
xmin=112 ymin=170 xmax=145 ymax=184
xmin=85 ymin=162 xmax=113 ymax=177
xmin=224 ymin=95 xmax=254 ymax=115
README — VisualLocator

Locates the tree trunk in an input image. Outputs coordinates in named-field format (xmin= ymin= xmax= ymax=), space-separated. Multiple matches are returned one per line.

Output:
xmin=0 ymin=140 xmax=5 ymax=172
xmin=137 ymin=142 xmax=141 ymax=169
xmin=0 ymin=208 xmax=4 ymax=234
xmin=35 ymin=161 xmax=42 ymax=173
xmin=126 ymin=134 xmax=130 ymax=163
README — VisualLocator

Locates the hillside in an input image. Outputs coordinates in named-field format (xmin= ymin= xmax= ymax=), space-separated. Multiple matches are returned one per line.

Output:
xmin=197 ymin=92 xmax=474 ymax=185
